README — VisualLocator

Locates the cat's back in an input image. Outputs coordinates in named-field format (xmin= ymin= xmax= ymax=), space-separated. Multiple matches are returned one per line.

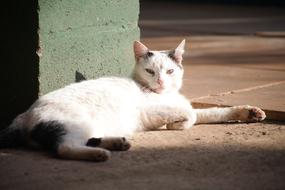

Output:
xmin=23 ymin=77 xmax=143 ymax=133
xmin=43 ymin=77 xmax=142 ymax=102
xmin=40 ymin=77 xmax=143 ymax=116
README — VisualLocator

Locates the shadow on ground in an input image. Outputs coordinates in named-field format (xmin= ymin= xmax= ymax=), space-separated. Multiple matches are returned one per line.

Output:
xmin=1 ymin=122 xmax=284 ymax=190
xmin=0 ymin=144 xmax=284 ymax=190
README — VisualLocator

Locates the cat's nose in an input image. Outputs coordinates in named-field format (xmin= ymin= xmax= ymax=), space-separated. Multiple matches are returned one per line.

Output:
xmin=157 ymin=78 xmax=164 ymax=86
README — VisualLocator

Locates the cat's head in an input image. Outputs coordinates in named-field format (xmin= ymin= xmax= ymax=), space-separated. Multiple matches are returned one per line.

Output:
xmin=132 ymin=40 xmax=185 ymax=94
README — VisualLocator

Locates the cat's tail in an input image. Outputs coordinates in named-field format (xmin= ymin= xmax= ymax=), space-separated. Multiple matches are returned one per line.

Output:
xmin=194 ymin=105 xmax=266 ymax=124
xmin=0 ymin=114 xmax=26 ymax=148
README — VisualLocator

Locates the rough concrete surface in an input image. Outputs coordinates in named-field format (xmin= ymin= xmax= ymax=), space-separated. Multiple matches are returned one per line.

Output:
xmin=39 ymin=0 xmax=139 ymax=94
xmin=1 ymin=1 xmax=285 ymax=190
xmin=0 ymin=122 xmax=284 ymax=190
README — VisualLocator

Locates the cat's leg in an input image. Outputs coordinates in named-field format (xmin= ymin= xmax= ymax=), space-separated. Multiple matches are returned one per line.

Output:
xmin=86 ymin=137 xmax=131 ymax=151
xmin=57 ymin=123 xmax=112 ymax=161
xmin=166 ymin=120 xmax=193 ymax=130
xmin=57 ymin=143 xmax=111 ymax=161
xmin=195 ymin=105 xmax=266 ymax=124
xmin=30 ymin=120 xmax=111 ymax=161
xmin=140 ymin=105 xmax=197 ymax=130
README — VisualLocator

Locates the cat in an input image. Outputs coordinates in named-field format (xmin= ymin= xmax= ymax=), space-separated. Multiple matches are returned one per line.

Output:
xmin=0 ymin=40 xmax=266 ymax=161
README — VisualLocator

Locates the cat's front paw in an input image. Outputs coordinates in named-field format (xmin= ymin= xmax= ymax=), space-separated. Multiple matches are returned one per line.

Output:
xmin=166 ymin=111 xmax=196 ymax=130
xmin=247 ymin=106 xmax=266 ymax=122
xmin=237 ymin=105 xmax=266 ymax=122
xmin=166 ymin=120 xmax=193 ymax=130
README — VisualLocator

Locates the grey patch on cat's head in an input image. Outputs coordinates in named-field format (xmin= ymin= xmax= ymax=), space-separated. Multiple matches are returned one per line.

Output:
xmin=146 ymin=51 xmax=154 ymax=57
xmin=168 ymin=50 xmax=183 ymax=69
xmin=75 ymin=71 xmax=87 ymax=82
xmin=141 ymin=51 xmax=154 ymax=60
xmin=168 ymin=50 xmax=176 ymax=61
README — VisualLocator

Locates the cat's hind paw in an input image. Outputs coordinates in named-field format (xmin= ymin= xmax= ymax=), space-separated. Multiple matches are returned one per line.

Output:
xmin=87 ymin=137 xmax=131 ymax=151
xmin=92 ymin=148 xmax=111 ymax=162
xmin=109 ymin=137 xmax=131 ymax=151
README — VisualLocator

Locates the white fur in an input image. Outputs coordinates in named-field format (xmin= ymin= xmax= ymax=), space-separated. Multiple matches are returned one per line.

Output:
xmin=9 ymin=40 xmax=266 ymax=161
xmin=17 ymin=76 xmax=194 ymax=139
xmin=133 ymin=51 xmax=184 ymax=93
xmin=22 ymin=78 xmax=142 ymax=137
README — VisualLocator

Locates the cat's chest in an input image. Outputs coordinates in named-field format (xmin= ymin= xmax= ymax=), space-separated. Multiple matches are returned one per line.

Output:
xmin=143 ymin=92 xmax=189 ymax=107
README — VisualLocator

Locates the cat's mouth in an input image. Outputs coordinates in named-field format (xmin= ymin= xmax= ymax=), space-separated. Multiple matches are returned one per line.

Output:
xmin=137 ymin=80 xmax=165 ymax=94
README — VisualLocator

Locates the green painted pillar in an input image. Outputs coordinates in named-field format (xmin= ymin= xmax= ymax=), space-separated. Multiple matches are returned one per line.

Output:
xmin=1 ymin=0 xmax=139 ymax=128
xmin=38 ymin=0 xmax=140 ymax=94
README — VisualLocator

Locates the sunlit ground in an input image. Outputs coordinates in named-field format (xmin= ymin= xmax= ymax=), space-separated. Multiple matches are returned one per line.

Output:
xmin=0 ymin=1 xmax=285 ymax=190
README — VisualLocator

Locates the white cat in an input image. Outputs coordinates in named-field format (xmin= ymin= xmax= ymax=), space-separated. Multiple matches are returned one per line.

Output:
xmin=0 ymin=40 xmax=266 ymax=161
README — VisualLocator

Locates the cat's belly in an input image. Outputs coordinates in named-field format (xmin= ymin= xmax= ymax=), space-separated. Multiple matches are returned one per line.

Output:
xmin=79 ymin=78 xmax=143 ymax=137
xmin=90 ymin=108 xmax=141 ymax=137
xmin=24 ymin=77 xmax=143 ymax=138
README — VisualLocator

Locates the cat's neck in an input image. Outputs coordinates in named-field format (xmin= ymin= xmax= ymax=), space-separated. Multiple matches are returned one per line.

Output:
xmin=131 ymin=72 xmax=155 ymax=93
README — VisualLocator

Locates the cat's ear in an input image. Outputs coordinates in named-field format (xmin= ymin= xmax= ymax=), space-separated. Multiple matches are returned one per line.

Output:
xmin=134 ymin=41 xmax=149 ymax=60
xmin=169 ymin=39 xmax=186 ymax=65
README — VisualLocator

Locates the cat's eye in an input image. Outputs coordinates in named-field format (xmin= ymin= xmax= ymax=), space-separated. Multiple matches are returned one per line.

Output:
xmin=166 ymin=69 xmax=174 ymax=74
xmin=145 ymin=68 xmax=155 ymax=76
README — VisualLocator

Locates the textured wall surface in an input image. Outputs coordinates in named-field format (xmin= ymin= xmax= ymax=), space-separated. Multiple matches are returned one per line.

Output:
xmin=38 ymin=0 xmax=140 ymax=94
xmin=1 ymin=0 xmax=139 ymax=128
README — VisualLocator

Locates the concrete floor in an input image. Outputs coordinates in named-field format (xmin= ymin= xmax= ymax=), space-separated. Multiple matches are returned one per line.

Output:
xmin=1 ymin=122 xmax=284 ymax=190
xmin=1 ymin=2 xmax=285 ymax=190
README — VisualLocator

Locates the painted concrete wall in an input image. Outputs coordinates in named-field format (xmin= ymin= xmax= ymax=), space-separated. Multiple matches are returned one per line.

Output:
xmin=38 ymin=0 xmax=140 ymax=94
xmin=1 ymin=0 xmax=139 ymax=128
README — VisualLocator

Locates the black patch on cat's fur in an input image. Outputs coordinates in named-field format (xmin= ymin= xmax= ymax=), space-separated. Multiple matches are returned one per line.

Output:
xmin=0 ymin=127 xmax=25 ymax=148
xmin=86 ymin=138 xmax=102 ymax=147
xmin=146 ymin=51 xmax=154 ymax=57
xmin=142 ymin=51 xmax=154 ymax=60
xmin=168 ymin=50 xmax=183 ymax=68
xmin=30 ymin=121 xmax=66 ymax=152
xmin=168 ymin=50 xmax=177 ymax=62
